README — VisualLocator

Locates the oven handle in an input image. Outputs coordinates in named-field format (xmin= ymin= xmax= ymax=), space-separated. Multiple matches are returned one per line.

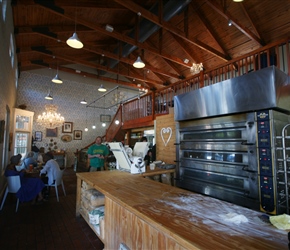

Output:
xmin=241 ymin=141 xmax=254 ymax=146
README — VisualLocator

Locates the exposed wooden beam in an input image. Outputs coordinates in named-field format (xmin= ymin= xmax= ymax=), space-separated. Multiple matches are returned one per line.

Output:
xmin=190 ymin=2 xmax=231 ymax=59
xmin=114 ymin=0 xmax=229 ymax=62
xmin=15 ymin=27 xmax=180 ymax=80
xmin=205 ymin=0 xmax=265 ymax=46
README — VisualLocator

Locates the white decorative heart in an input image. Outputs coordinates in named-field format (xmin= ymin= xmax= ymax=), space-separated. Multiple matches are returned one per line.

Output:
xmin=161 ymin=127 xmax=172 ymax=146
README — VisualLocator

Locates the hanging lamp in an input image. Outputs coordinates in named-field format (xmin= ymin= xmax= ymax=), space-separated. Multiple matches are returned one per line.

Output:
xmin=66 ymin=1 xmax=83 ymax=49
xmin=45 ymin=90 xmax=53 ymax=100
xmin=133 ymin=56 xmax=145 ymax=68
xmin=80 ymin=98 xmax=87 ymax=104
xmin=98 ymin=84 xmax=107 ymax=92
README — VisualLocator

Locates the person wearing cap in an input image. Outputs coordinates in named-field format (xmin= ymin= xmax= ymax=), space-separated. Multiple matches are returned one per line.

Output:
xmin=5 ymin=154 xmax=45 ymax=204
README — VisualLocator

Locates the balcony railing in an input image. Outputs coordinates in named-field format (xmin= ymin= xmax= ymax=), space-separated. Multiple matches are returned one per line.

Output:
xmin=106 ymin=37 xmax=290 ymax=140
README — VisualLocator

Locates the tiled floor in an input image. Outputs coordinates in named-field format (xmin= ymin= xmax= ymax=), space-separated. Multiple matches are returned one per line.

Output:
xmin=0 ymin=168 xmax=104 ymax=250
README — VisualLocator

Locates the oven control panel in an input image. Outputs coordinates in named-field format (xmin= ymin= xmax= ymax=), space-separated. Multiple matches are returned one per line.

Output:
xmin=257 ymin=110 xmax=276 ymax=214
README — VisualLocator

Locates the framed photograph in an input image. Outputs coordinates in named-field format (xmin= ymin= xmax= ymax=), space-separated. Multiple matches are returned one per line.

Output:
xmin=62 ymin=122 xmax=73 ymax=133
xmin=73 ymin=130 xmax=82 ymax=140
xmin=35 ymin=131 xmax=42 ymax=142
xmin=61 ymin=134 xmax=72 ymax=142
xmin=100 ymin=115 xmax=111 ymax=122
xmin=46 ymin=128 xmax=58 ymax=137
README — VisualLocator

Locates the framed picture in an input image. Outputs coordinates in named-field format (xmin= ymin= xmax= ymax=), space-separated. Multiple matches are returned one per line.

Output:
xmin=35 ymin=131 xmax=42 ymax=142
xmin=61 ymin=134 xmax=72 ymax=142
xmin=62 ymin=122 xmax=73 ymax=133
xmin=74 ymin=130 xmax=82 ymax=140
xmin=100 ymin=115 xmax=111 ymax=122
xmin=46 ymin=128 xmax=58 ymax=137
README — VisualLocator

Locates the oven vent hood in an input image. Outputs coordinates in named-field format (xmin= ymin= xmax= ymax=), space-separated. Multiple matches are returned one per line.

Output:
xmin=174 ymin=66 xmax=290 ymax=121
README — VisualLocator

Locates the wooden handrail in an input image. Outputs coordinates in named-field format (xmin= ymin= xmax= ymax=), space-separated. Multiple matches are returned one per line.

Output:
xmin=105 ymin=37 xmax=290 ymax=140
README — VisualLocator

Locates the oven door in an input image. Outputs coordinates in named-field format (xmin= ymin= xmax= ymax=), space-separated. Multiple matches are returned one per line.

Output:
xmin=176 ymin=112 xmax=260 ymax=210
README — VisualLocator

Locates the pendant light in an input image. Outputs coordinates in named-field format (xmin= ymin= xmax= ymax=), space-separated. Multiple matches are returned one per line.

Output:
xmin=133 ymin=56 xmax=145 ymax=68
xmin=92 ymin=103 xmax=96 ymax=129
xmin=84 ymin=110 xmax=88 ymax=131
xmin=98 ymin=84 xmax=107 ymax=92
xmin=80 ymin=98 xmax=87 ymax=104
xmin=66 ymin=1 xmax=83 ymax=49
xmin=52 ymin=61 xmax=63 ymax=84
xmin=102 ymin=95 xmax=106 ymax=127
xmin=45 ymin=90 xmax=53 ymax=100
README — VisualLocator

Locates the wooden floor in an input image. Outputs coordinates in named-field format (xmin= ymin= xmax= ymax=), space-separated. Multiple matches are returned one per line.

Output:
xmin=0 ymin=167 xmax=104 ymax=250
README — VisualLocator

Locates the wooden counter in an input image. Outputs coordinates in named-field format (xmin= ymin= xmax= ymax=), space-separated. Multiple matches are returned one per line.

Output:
xmin=76 ymin=170 xmax=288 ymax=250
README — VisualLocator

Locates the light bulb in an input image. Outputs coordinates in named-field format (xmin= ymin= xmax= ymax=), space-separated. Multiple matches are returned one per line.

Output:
xmin=85 ymin=127 xmax=88 ymax=132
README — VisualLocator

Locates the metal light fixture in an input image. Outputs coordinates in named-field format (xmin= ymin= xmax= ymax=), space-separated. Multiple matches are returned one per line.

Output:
xmin=51 ymin=73 xmax=63 ymax=84
xmin=67 ymin=32 xmax=83 ymax=49
xmin=66 ymin=1 xmax=83 ymax=49
xmin=36 ymin=104 xmax=65 ymax=128
xmin=133 ymin=56 xmax=145 ymax=68
xmin=80 ymin=98 xmax=87 ymax=104
xmin=98 ymin=84 xmax=107 ymax=92
xmin=228 ymin=19 xmax=233 ymax=26
xmin=52 ymin=62 xmax=63 ymax=84
xmin=84 ymin=111 xmax=88 ymax=131
xmin=233 ymin=0 xmax=243 ymax=2
xmin=45 ymin=90 xmax=53 ymax=100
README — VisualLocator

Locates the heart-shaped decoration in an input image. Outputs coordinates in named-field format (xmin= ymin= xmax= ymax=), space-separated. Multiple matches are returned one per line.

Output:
xmin=161 ymin=127 xmax=172 ymax=146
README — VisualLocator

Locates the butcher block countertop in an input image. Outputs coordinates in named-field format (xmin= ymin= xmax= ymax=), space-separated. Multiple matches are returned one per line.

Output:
xmin=76 ymin=170 xmax=288 ymax=250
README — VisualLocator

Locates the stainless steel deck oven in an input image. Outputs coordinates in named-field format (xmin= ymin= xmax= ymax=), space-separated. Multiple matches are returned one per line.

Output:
xmin=174 ymin=66 xmax=290 ymax=215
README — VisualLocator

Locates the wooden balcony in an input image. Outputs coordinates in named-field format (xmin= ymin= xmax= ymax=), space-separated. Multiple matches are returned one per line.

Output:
xmin=106 ymin=38 xmax=290 ymax=141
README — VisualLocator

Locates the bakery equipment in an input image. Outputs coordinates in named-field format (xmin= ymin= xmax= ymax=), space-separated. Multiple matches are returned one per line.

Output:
xmin=174 ymin=67 xmax=290 ymax=214
xmin=109 ymin=142 xmax=145 ymax=174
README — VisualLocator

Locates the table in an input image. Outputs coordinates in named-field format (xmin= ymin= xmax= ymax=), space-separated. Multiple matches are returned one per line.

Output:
xmin=76 ymin=171 xmax=288 ymax=250
xmin=141 ymin=166 xmax=175 ymax=185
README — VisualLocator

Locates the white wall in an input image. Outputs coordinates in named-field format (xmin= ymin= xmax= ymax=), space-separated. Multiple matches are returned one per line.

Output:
xmin=0 ymin=0 xmax=19 ymax=193
xmin=16 ymin=70 xmax=117 ymax=168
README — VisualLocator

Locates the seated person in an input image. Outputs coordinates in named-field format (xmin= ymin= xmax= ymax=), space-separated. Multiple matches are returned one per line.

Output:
xmin=5 ymin=154 xmax=45 ymax=204
xmin=23 ymin=151 xmax=37 ymax=169
xmin=40 ymin=152 xmax=60 ymax=185
xmin=37 ymin=147 xmax=45 ymax=164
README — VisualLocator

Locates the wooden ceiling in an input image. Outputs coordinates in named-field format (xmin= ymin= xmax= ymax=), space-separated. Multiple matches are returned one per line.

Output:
xmin=12 ymin=0 xmax=290 ymax=91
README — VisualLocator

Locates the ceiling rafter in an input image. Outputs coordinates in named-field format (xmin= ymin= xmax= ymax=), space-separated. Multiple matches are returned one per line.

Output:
xmin=18 ymin=47 xmax=161 ymax=88
xmin=190 ymin=2 xmax=231 ymax=59
xmin=20 ymin=60 xmax=138 ymax=88
xmin=205 ymin=0 xmax=265 ymax=46
xmin=239 ymin=2 xmax=262 ymax=41
xmin=15 ymin=28 xmax=180 ymax=80
xmin=113 ymin=0 xmax=229 ymax=62
xmin=33 ymin=1 xmax=194 ymax=69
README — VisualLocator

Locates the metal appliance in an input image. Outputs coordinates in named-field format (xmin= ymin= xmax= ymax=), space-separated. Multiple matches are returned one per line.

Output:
xmin=174 ymin=66 xmax=290 ymax=214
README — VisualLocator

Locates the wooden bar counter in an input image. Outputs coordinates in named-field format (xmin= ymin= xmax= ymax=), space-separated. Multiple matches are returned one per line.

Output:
xmin=76 ymin=170 xmax=287 ymax=250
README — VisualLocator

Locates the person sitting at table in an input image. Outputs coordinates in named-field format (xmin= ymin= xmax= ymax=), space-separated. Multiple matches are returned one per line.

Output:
xmin=5 ymin=154 xmax=45 ymax=204
xmin=40 ymin=152 xmax=60 ymax=198
xmin=22 ymin=151 xmax=38 ymax=169
xmin=37 ymin=147 xmax=45 ymax=164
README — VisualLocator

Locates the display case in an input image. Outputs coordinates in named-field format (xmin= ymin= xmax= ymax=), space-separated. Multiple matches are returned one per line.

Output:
xmin=12 ymin=108 xmax=34 ymax=159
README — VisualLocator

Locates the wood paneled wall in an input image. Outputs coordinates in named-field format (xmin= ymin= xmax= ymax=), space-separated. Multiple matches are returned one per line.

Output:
xmin=155 ymin=109 xmax=176 ymax=164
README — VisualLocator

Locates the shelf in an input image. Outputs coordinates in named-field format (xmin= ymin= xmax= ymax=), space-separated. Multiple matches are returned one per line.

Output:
xmin=79 ymin=208 xmax=105 ymax=244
